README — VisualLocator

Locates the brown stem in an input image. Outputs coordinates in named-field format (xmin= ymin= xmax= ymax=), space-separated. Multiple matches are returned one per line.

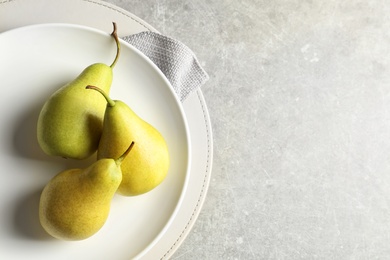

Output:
xmin=110 ymin=22 xmax=121 ymax=68
xmin=116 ymin=141 xmax=135 ymax=166
xmin=85 ymin=85 xmax=116 ymax=107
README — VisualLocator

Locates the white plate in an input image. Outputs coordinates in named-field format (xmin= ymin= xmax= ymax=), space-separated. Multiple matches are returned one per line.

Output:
xmin=0 ymin=0 xmax=213 ymax=259
xmin=0 ymin=24 xmax=190 ymax=259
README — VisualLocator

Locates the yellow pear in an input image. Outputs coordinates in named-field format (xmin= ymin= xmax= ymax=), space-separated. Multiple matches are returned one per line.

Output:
xmin=86 ymin=86 xmax=170 ymax=196
xmin=39 ymin=141 xmax=134 ymax=240
xmin=37 ymin=23 xmax=121 ymax=159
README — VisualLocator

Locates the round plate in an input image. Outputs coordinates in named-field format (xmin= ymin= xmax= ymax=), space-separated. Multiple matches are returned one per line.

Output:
xmin=0 ymin=23 xmax=190 ymax=259
xmin=0 ymin=0 xmax=213 ymax=259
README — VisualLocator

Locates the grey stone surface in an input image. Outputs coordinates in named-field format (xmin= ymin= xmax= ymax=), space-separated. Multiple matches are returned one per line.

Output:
xmin=105 ymin=0 xmax=390 ymax=259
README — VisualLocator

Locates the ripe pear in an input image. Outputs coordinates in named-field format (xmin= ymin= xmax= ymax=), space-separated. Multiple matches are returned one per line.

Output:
xmin=86 ymin=86 xmax=170 ymax=196
xmin=37 ymin=23 xmax=121 ymax=159
xmin=39 ymin=141 xmax=134 ymax=240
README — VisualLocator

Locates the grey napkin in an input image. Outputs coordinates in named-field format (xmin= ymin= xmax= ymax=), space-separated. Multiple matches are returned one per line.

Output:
xmin=123 ymin=31 xmax=209 ymax=102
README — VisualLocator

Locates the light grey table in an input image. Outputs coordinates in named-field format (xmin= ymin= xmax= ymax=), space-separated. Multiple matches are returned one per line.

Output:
xmin=106 ymin=1 xmax=390 ymax=259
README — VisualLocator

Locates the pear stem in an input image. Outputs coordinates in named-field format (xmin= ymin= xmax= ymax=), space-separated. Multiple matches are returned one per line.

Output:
xmin=110 ymin=22 xmax=121 ymax=69
xmin=86 ymin=85 xmax=116 ymax=107
xmin=116 ymin=141 xmax=135 ymax=166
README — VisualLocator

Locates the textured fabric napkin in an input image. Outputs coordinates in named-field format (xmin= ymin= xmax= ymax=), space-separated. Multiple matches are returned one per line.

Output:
xmin=123 ymin=31 xmax=209 ymax=102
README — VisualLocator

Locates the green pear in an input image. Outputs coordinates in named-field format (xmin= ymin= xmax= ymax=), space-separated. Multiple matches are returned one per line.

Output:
xmin=37 ymin=23 xmax=121 ymax=159
xmin=39 ymin=141 xmax=134 ymax=241
xmin=86 ymin=86 xmax=170 ymax=196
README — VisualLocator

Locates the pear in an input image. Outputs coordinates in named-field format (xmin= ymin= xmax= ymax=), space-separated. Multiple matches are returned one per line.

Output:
xmin=37 ymin=22 xmax=121 ymax=159
xmin=86 ymin=86 xmax=170 ymax=196
xmin=39 ymin=141 xmax=134 ymax=240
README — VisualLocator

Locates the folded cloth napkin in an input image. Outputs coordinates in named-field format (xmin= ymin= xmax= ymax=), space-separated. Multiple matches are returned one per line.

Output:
xmin=123 ymin=31 xmax=209 ymax=102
